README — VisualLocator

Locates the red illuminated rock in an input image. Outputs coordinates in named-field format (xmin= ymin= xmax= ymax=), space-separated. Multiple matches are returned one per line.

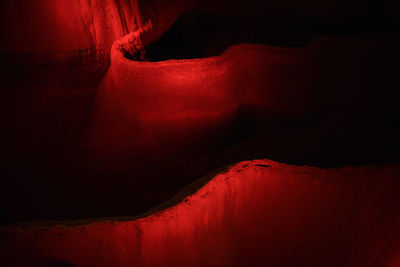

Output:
xmin=0 ymin=0 xmax=374 ymax=72
xmin=1 ymin=0 xmax=361 ymax=54
xmin=1 ymin=2 xmax=399 ymax=266
xmin=0 ymin=0 xmax=193 ymax=54
xmin=83 ymin=32 xmax=376 ymax=164
xmin=1 ymin=159 xmax=400 ymax=266
xmin=0 ymin=0 xmax=194 ymax=84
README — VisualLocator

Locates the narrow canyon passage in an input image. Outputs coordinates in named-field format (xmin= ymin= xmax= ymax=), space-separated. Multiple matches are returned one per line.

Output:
xmin=1 ymin=0 xmax=400 ymax=266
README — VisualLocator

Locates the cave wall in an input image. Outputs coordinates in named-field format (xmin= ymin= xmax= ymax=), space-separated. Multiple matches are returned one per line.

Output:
xmin=1 ymin=160 xmax=400 ymax=266
xmin=1 ymin=1 xmax=400 ymax=266
xmin=0 ymin=0 xmax=193 ymax=54
xmin=0 ymin=0 xmax=381 ymax=54
xmin=1 ymin=0 xmax=399 ymax=224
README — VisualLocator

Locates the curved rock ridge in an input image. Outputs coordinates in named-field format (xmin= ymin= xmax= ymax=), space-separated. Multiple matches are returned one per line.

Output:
xmin=83 ymin=33 xmax=378 ymax=165
xmin=84 ymin=34 xmax=322 ymax=161
xmin=1 ymin=159 xmax=400 ymax=266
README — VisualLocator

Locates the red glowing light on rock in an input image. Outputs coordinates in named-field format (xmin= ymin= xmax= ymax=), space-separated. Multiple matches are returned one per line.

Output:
xmin=1 ymin=160 xmax=400 ymax=266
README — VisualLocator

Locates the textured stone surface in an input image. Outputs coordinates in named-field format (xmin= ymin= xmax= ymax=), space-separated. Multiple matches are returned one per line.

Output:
xmin=1 ymin=159 xmax=400 ymax=266
xmin=0 ymin=0 xmax=190 ymax=53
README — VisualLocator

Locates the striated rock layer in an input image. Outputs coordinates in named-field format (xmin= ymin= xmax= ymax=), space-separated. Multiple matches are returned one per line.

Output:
xmin=1 ymin=0 xmax=193 ymax=82
xmin=1 ymin=159 xmax=400 ymax=266
xmin=0 ymin=0 xmax=193 ymax=54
